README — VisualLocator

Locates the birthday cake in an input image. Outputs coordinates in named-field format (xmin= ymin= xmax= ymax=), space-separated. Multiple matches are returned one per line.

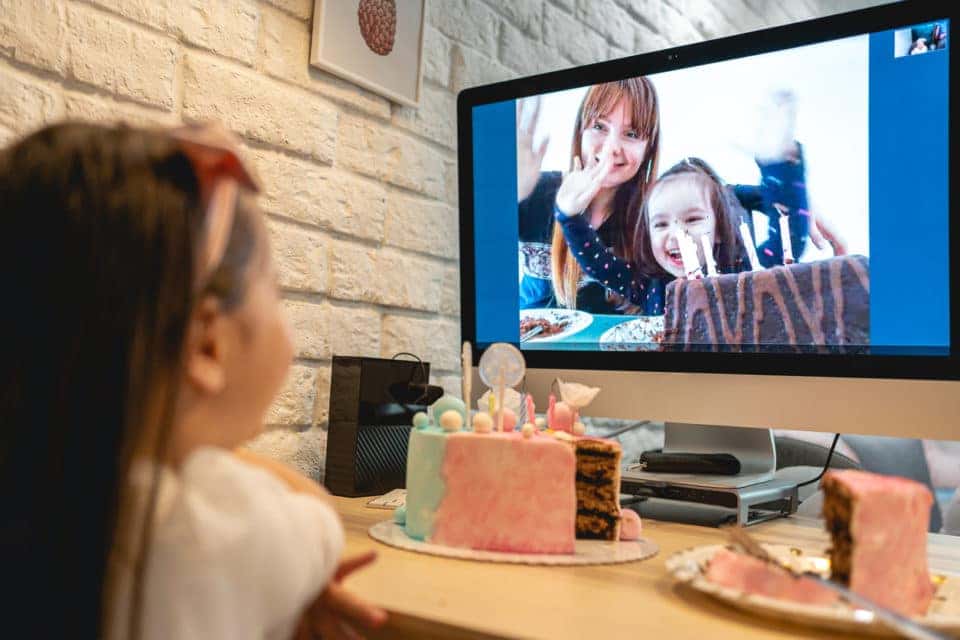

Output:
xmin=397 ymin=390 xmax=635 ymax=554
xmin=662 ymin=255 xmax=870 ymax=350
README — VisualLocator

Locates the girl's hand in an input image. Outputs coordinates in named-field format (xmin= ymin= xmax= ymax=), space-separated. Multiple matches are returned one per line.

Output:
xmin=517 ymin=97 xmax=549 ymax=202
xmin=808 ymin=209 xmax=848 ymax=256
xmin=555 ymin=147 xmax=614 ymax=216
xmin=296 ymin=551 xmax=388 ymax=640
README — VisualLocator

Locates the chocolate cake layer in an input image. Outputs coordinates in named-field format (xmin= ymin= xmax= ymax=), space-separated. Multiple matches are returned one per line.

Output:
xmin=663 ymin=255 xmax=870 ymax=350
xmin=573 ymin=439 xmax=621 ymax=541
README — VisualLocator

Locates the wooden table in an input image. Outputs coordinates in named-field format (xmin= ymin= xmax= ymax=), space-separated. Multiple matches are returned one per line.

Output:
xmin=335 ymin=496 xmax=960 ymax=639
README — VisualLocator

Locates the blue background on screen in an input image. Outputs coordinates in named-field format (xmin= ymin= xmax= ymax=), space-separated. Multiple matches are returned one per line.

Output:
xmin=869 ymin=29 xmax=950 ymax=347
xmin=472 ymin=28 xmax=951 ymax=349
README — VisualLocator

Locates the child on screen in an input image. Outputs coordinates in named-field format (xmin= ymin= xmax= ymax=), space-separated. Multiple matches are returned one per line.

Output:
xmin=0 ymin=123 xmax=386 ymax=639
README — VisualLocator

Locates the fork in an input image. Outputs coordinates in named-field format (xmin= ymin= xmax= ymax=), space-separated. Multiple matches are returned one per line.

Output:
xmin=520 ymin=325 xmax=543 ymax=343
xmin=724 ymin=526 xmax=950 ymax=640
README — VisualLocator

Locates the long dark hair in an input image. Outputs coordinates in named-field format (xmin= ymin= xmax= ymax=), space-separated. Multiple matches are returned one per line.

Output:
xmin=550 ymin=78 xmax=660 ymax=308
xmin=0 ymin=123 xmax=259 ymax=638
xmin=633 ymin=157 xmax=747 ymax=279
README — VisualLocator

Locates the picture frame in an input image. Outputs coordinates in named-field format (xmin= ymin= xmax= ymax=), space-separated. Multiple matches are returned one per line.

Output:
xmin=310 ymin=0 xmax=426 ymax=108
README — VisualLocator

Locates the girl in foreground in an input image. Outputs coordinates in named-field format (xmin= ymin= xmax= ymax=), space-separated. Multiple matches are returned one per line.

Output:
xmin=0 ymin=123 xmax=386 ymax=639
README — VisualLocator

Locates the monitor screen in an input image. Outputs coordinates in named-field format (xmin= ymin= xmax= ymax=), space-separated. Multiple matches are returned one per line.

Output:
xmin=465 ymin=9 xmax=951 ymax=367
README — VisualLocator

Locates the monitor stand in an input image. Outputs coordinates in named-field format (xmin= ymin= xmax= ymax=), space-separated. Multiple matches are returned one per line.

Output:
xmin=620 ymin=423 xmax=799 ymax=526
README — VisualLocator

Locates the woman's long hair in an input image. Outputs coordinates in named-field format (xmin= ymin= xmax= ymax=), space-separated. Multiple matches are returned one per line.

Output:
xmin=550 ymin=78 xmax=660 ymax=309
xmin=633 ymin=157 xmax=747 ymax=279
xmin=0 ymin=123 xmax=258 ymax=638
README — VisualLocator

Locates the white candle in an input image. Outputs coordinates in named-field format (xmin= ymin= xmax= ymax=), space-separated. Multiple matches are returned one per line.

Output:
xmin=677 ymin=230 xmax=702 ymax=279
xmin=738 ymin=221 xmax=763 ymax=272
xmin=699 ymin=234 xmax=718 ymax=277
xmin=778 ymin=212 xmax=795 ymax=264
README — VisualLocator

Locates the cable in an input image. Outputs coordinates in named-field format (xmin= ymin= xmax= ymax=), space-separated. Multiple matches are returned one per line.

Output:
xmin=796 ymin=433 xmax=840 ymax=488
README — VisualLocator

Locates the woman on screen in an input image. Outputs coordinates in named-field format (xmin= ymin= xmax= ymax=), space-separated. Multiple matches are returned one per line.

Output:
xmin=517 ymin=78 xmax=660 ymax=314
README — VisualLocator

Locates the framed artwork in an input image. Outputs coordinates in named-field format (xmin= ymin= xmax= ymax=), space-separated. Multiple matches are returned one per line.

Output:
xmin=310 ymin=0 xmax=426 ymax=108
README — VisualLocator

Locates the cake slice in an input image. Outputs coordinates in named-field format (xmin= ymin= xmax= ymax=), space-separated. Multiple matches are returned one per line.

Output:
xmin=573 ymin=437 xmax=622 ymax=540
xmin=821 ymin=470 xmax=935 ymax=616
xmin=705 ymin=547 xmax=840 ymax=606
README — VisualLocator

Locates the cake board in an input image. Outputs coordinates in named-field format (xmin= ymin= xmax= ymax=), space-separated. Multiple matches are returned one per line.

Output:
xmin=369 ymin=521 xmax=659 ymax=566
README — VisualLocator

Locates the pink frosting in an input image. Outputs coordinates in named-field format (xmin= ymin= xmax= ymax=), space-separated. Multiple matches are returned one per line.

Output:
xmin=619 ymin=509 xmax=642 ymax=541
xmin=705 ymin=548 xmax=839 ymax=606
xmin=432 ymin=431 xmax=577 ymax=553
xmin=825 ymin=470 xmax=934 ymax=616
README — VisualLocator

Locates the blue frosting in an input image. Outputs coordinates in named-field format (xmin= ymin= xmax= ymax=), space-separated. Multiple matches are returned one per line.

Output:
xmin=404 ymin=427 xmax=447 ymax=540
xmin=429 ymin=395 xmax=466 ymax=426
xmin=393 ymin=504 xmax=407 ymax=525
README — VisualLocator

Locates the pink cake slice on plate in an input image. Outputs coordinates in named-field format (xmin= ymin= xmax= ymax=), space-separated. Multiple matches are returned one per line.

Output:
xmin=705 ymin=547 xmax=839 ymax=606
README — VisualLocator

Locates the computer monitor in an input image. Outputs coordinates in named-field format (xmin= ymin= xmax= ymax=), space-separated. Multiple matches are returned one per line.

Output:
xmin=458 ymin=2 xmax=958 ymax=444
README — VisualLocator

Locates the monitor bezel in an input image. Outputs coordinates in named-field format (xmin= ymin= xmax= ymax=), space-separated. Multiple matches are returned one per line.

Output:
xmin=458 ymin=1 xmax=958 ymax=381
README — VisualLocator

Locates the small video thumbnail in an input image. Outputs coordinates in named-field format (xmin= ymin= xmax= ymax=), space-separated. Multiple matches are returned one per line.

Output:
xmin=895 ymin=21 xmax=948 ymax=58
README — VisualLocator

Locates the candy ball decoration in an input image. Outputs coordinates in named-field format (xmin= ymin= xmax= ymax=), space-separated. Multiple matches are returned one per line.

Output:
xmin=550 ymin=401 xmax=574 ymax=433
xmin=572 ymin=421 xmax=586 ymax=436
xmin=521 ymin=423 xmax=535 ymax=438
xmin=534 ymin=417 xmax=546 ymax=430
xmin=412 ymin=411 xmax=430 ymax=429
xmin=619 ymin=509 xmax=642 ymax=541
xmin=493 ymin=407 xmax=518 ymax=432
xmin=394 ymin=504 xmax=407 ymax=525
xmin=430 ymin=395 xmax=466 ymax=426
xmin=473 ymin=412 xmax=493 ymax=434
xmin=439 ymin=409 xmax=463 ymax=432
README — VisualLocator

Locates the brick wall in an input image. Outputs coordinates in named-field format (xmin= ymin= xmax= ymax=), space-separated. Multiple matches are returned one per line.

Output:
xmin=0 ymin=0 xmax=886 ymax=479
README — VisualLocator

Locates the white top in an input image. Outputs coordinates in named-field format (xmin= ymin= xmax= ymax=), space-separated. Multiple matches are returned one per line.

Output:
xmin=109 ymin=447 xmax=344 ymax=640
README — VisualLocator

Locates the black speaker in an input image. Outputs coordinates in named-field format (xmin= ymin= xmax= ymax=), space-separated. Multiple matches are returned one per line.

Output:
xmin=324 ymin=355 xmax=442 ymax=497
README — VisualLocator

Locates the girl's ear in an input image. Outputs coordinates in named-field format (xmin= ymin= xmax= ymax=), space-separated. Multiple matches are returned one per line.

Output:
xmin=182 ymin=297 xmax=228 ymax=395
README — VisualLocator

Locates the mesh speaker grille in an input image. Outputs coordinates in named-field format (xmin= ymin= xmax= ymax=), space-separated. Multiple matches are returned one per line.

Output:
xmin=354 ymin=424 xmax=412 ymax=494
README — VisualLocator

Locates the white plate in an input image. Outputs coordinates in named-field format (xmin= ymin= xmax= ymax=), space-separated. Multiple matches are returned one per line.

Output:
xmin=369 ymin=520 xmax=658 ymax=566
xmin=665 ymin=543 xmax=960 ymax=637
xmin=599 ymin=316 xmax=665 ymax=351
xmin=519 ymin=308 xmax=592 ymax=343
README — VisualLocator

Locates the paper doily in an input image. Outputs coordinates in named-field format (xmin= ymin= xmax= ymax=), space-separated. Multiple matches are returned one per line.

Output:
xmin=369 ymin=520 xmax=659 ymax=566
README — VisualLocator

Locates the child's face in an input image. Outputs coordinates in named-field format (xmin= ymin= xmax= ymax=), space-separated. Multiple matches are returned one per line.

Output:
xmin=580 ymin=97 xmax=648 ymax=189
xmin=646 ymin=174 xmax=717 ymax=278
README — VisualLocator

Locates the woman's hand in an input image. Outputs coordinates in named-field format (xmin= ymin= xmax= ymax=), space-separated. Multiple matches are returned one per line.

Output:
xmin=517 ymin=97 xmax=549 ymax=202
xmin=296 ymin=551 xmax=388 ymax=640
xmin=555 ymin=148 xmax=614 ymax=216
xmin=807 ymin=209 xmax=848 ymax=256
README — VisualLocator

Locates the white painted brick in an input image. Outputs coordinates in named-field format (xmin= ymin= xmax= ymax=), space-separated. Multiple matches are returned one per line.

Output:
xmin=328 ymin=238 xmax=378 ymax=303
xmin=450 ymin=43 xmax=514 ymax=93
xmin=266 ymin=217 xmax=327 ymax=293
xmin=317 ymin=171 xmax=387 ymax=241
xmin=422 ymin=25 xmax=452 ymax=88
xmin=635 ymin=22 xmax=672 ymax=54
xmin=391 ymin=83 xmax=456 ymax=149
xmin=429 ymin=0 xmax=500 ymax=57
xmin=543 ymin=3 xmax=608 ymax=66
xmin=435 ymin=373 xmax=463 ymax=399
xmin=325 ymin=303 xmax=381 ymax=358
xmin=63 ymin=91 xmax=175 ymax=127
xmin=499 ymin=20 xmax=565 ymax=76
xmin=752 ymin=2 xmax=795 ymax=28
xmin=262 ymin=0 xmax=313 ymax=21
xmin=484 ymin=0 xmax=543 ymax=38
xmin=336 ymin=114 xmax=446 ymax=200
xmin=577 ymin=0 xmax=634 ymax=49
xmin=83 ymin=0 xmax=174 ymax=32
xmin=657 ymin=3 xmax=705 ymax=45
xmin=65 ymin=4 xmax=177 ymax=110
xmin=0 ymin=65 xmax=63 ymax=134
xmin=283 ymin=299 xmax=327 ymax=359
xmin=258 ymin=6 xmax=390 ymax=119
xmin=665 ymin=0 xmax=739 ymax=39
xmin=609 ymin=44 xmax=630 ymax=61
xmin=174 ymin=0 xmax=260 ymax=66
xmin=264 ymin=363 xmax=317 ymax=425
xmin=374 ymin=248 xmax=444 ymax=312
xmin=382 ymin=315 xmax=460 ymax=371
xmin=444 ymin=159 xmax=458 ymax=206
xmin=0 ymin=0 xmax=67 ymax=75
xmin=440 ymin=263 xmax=460 ymax=316
xmin=183 ymin=52 xmax=337 ymax=163
xmin=613 ymin=0 xmax=661 ymax=26
xmin=709 ymin=0 xmax=767 ymax=32
xmin=384 ymin=193 xmax=458 ymax=260
xmin=244 ymin=423 xmax=327 ymax=481
xmin=311 ymin=365 xmax=331 ymax=427
xmin=548 ymin=0 xmax=575 ymax=13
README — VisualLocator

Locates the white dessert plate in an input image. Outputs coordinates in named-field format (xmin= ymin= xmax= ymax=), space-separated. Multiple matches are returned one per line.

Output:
xmin=599 ymin=315 xmax=665 ymax=351
xmin=666 ymin=543 xmax=960 ymax=637
xmin=370 ymin=520 xmax=658 ymax=566
xmin=519 ymin=308 xmax=592 ymax=343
